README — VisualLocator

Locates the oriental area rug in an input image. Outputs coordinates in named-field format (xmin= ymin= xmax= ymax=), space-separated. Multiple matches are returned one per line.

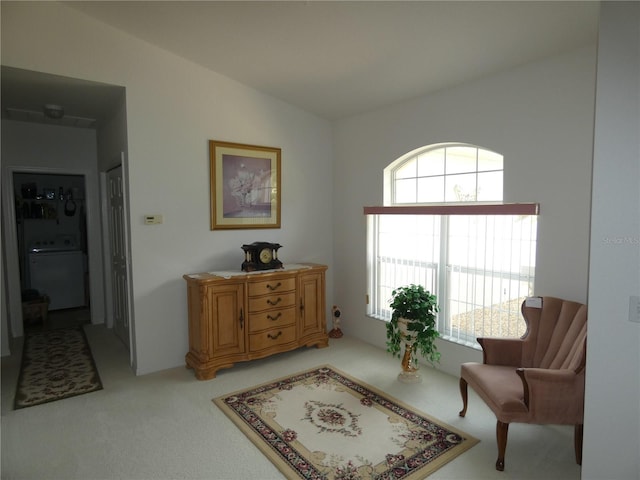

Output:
xmin=214 ymin=365 xmax=478 ymax=479
xmin=14 ymin=327 xmax=103 ymax=409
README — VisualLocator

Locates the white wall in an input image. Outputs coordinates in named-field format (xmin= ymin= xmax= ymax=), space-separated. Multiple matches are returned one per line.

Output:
xmin=1 ymin=121 xmax=105 ymax=337
xmin=332 ymin=46 xmax=597 ymax=376
xmin=96 ymin=92 xmax=128 ymax=173
xmin=1 ymin=3 xmax=333 ymax=374
xmin=583 ymin=2 xmax=640 ymax=478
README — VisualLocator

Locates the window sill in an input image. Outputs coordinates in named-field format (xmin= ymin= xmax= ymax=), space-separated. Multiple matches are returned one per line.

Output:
xmin=439 ymin=334 xmax=482 ymax=351
xmin=367 ymin=313 xmax=390 ymax=323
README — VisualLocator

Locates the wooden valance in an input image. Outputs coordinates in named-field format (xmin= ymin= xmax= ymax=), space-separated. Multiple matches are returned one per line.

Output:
xmin=363 ymin=203 xmax=539 ymax=216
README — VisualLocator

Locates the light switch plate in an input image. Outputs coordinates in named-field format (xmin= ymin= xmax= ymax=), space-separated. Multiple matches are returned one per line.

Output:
xmin=525 ymin=296 xmax=542 ymax=308
xmin=144 ymin=214 xmax=163 ymax=225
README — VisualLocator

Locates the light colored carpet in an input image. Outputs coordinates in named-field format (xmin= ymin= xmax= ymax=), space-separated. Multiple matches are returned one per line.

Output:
xmin=215 ymin=365 xmax=478 ymax=479
xmin=1 ymin=324 xmax=581 ymax=479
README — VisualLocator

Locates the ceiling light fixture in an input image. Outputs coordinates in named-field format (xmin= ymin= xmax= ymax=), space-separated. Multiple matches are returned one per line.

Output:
xmin=43 ymin=104 xmax=64 ymax=119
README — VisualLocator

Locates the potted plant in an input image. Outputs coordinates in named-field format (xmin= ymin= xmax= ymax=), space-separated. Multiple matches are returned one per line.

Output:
xmin=386 ymin=284 xmax=440 ymax=382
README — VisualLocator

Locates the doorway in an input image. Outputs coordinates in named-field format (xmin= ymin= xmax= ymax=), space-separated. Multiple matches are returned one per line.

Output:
xmin=14 ymin=172 xmax=89 ymax=314
xmin=1 ymin=66 xmax=132 ymax=366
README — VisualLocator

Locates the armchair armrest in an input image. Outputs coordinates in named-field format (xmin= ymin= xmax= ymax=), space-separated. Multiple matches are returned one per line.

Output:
xmin=516 ymin=368 xmax=585 ymax=424
xmin=478 ymin=337 xmax=523 ymax=366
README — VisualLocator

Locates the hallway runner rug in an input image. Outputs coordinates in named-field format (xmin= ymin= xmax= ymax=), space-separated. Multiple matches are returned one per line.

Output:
xmin=14 ymin=327 xmax=103 ymax=409
xmin=214 ymin=365 xmax=478 ymax=479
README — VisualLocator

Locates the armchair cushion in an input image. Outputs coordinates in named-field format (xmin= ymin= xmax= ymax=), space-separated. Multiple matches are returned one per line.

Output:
xmin=461 ymin=363 xmax=528 ymax=420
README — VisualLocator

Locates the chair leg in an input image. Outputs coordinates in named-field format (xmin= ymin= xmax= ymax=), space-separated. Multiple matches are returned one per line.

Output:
xmin=496 ymin=421 xmax=509 ymax=471
xmin=459 ymin=378 xmax=468 ymax=417
xmin=574 ymin=424 xmax=583 ymax=465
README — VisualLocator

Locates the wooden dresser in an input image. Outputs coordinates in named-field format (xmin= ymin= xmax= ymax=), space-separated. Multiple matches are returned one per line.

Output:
xmin=184 ymin=263 xmax=328 ymax=380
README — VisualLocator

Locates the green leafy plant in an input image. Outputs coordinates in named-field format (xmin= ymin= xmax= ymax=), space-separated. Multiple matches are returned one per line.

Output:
xmin=386 ymin=284 xmax=441 ymax=366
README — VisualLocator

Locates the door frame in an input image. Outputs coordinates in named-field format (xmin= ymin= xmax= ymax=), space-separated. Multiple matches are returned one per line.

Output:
xmin=2 ymin=165 xmax=97 ymax=339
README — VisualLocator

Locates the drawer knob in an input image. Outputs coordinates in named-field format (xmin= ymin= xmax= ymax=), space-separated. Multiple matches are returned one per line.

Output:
xmin=266 ymin=282 xmax=282 ymax=291
xmin=267 ymin=313 xmax=282 ymax=321
xmin=267 ymin=331 xmax=282 ymax=340
xmin=267 ymin=297 xmax=282 ymax=306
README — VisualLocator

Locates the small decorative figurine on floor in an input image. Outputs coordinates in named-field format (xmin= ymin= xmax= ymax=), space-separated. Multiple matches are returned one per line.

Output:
xmin=329 ymin=305 xmax=343 ymax=338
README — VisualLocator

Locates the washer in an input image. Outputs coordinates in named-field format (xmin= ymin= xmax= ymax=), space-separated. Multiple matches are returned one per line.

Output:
xmin=28 ymin=237 xmax=85 ymax=311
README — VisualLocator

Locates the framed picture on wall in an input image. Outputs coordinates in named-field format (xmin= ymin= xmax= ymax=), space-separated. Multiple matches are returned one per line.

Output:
xmin=209 ymin=140 xmax=281 ymax=230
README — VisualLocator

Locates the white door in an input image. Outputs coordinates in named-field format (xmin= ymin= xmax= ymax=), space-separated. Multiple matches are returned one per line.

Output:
xmin=107 ymin=165 xmax=130 ymax=349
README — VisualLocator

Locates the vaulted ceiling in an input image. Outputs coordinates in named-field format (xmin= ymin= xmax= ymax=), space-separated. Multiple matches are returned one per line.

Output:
xmin=2 ymin=1 xmax=599 ymax=124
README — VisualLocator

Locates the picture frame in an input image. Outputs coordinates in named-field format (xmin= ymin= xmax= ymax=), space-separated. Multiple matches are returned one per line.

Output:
xmin=210 ymin=140 xmax=281 ymax=230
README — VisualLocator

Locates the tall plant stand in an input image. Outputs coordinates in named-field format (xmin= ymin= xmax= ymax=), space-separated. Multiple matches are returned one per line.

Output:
xmin=397 ymin=319 xmax=422 ymax=383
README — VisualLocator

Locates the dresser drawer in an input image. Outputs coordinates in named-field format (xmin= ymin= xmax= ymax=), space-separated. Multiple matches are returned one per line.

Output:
xmin=248 ymin=291 xmax=296 ymax=312
xmin=249 ymin=325 xmax=297 ymax=352
xmin=249 ymin=306 xmax=296 ymax=333
xmin=248 ymin=278 xmax=296 ymax=297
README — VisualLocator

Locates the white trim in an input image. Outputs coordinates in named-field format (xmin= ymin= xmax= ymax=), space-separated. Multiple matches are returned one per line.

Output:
xmin=100 ymin=171 xmax=114 ymax=330
xmin=121 ymin=153 xmax=136 ymax=372
xmin=2 ymin=167 xmax=25 ymax=338
xmin=111 ymin=154 xmax=136 ymax=371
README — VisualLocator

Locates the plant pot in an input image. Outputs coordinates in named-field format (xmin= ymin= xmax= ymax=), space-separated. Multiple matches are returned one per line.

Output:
xmin=397 ymin=318 xmax=422 ymax=383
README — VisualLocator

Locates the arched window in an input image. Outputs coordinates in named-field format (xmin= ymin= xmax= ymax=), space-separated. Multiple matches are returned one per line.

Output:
xmin=367 ymin=143 xmax=537 ymax=346
xmin=385 ymin=143 xmax=503 ymax=205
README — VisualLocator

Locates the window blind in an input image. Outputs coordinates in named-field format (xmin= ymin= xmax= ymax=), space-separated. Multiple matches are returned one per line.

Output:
xmin=365 ymin=203 xmax=538 ymax=345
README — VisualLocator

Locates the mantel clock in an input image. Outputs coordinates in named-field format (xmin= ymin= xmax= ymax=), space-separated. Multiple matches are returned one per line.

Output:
xmin=241 ymin=242 xmax=283 ymax=272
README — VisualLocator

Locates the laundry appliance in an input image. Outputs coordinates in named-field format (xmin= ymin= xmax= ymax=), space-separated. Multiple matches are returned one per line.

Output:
xmin=28 ymin=235 xmax=85 ymax=310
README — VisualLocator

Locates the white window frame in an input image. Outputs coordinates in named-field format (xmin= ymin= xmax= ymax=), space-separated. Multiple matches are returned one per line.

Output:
xmin=367 ymin=143 xmax=538 ymax=347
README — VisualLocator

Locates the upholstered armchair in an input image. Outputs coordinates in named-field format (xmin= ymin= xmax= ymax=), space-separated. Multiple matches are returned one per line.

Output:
xmin=459 ymin=296 xmax=587 ymax=471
